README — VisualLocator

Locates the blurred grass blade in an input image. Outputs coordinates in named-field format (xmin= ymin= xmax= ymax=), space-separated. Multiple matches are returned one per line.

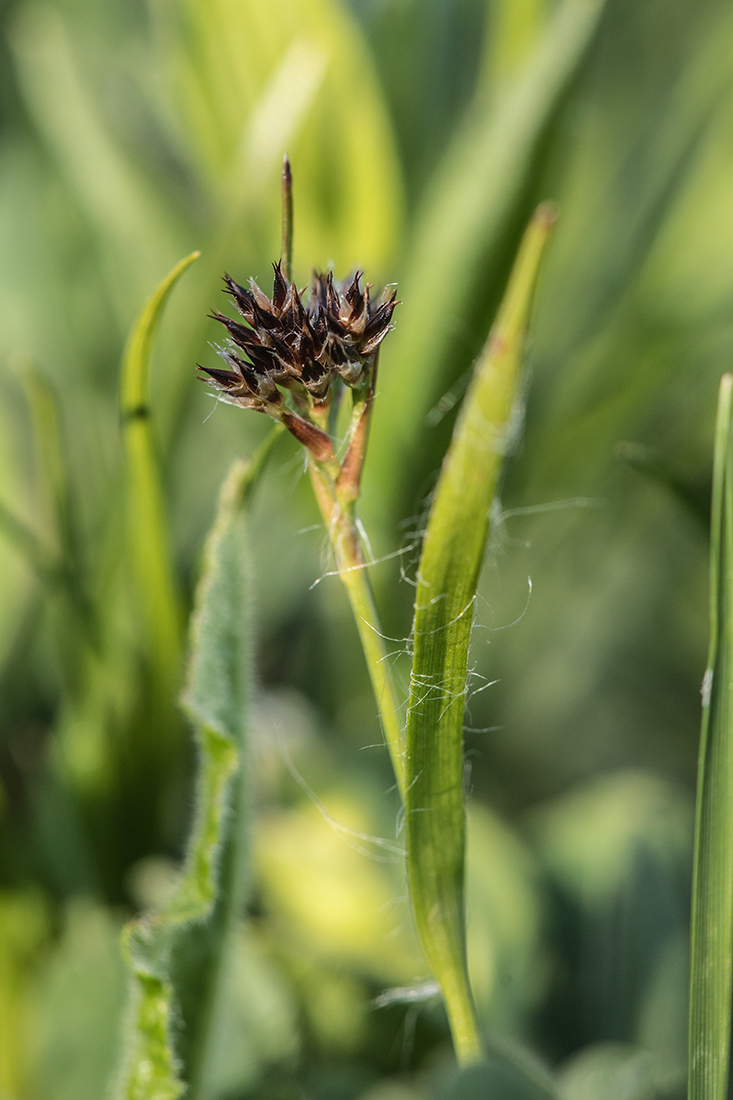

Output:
xmin=615 ymin=441 xmax=710 ymax=529
xmin=370 ymin=0 xmax=605 ymax=515
xmin=0 ymin=500 xmax=55 ymax=583
xmin=21 ymin=361 xmax=75 ymax=558
xmin=480 ymin=0 xmax=550 ymax=94
xmin=0 ymin=362 xmax=92 ymax=618
xmin=405 ymin=207 xmax=556 ymax=1064
xmin=115 ymin=458 xmax=254 ymax=1100
xmin=120 ymin=252 xmax=199 ymax=712
xmin=9 ymin=3 xmax=182 ymax=321
xmin=689 ymin=372 xmax=733 ymax=1100
xmin=19 ymin=360 xmax=96 ymax=640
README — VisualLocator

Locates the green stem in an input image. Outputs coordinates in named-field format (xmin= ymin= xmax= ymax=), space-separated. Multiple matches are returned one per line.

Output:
xmin=281 ymin=155 xmax=293 ymax=282
xmin=308 ymin=460 xmax=406 ymax=801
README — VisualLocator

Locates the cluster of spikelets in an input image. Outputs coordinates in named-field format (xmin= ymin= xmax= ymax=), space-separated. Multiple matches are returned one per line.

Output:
xmin=200 ymin=262 xmax=398 ymax=415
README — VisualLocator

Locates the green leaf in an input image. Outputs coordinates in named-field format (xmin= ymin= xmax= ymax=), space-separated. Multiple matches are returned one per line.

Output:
xmin=163 ymin=0 xmax=402 ymax=277
xmin=405 ymin=207 xmax=555 ymax=1064
xmin=8 ymin=3 xmax=184 ymax=322
xmin=445 ymin=1055 xmax=559 ymax=1100
xmin=560 ymin=1043 xmax=683 ymax=1100
xmin=0 ymin=498 xmax=55 ymax=585
xmin=0 ymin=360 xmax=87 ymax=607
xmin=115 ymin=457 xmax=254 ymax=1100
xmin=19 ymin=360 xmax=96 ymax=641
xmin=120 ymin=251 xmax=199 ymax=715
xmin=368 ymin=0 xmax=606 ymax=517
xmin=688 ymin=372 xmax=733 ymax=1100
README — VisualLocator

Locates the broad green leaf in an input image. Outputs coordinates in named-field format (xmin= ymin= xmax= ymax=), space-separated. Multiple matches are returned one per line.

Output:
xmin=405 ymin=208 xmax=555 ymax=1064
xmin=120 ymin=252 xmax=199 ymax=719
xmin=368 ymin=0 xmax=605 ymax=517
xmin=115 ymin=457 xmax=254 ymax=1100
xmin=688 ymin=372 xmax=733 ymax=1100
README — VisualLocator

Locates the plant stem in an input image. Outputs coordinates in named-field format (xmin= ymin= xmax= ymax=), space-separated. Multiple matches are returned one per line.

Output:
xmin=281 ymin=155 xmax=293 ymax=282
xmin=308 ymin=460 xmax=406 ymax=801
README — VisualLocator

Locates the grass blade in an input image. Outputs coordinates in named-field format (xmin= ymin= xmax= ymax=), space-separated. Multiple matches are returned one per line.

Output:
xmin=19 ymin=360 xmax=96 ymax=642
xmin=689 ymin=372 xmax=733 ymax=1100
xmin=0 ymin=499 xmax=56 ymax=584
xmin=369 ymin=0 xmax=605 ymax=516
xmin=120 ymin=251 xmax=200 ymax=715
xmin=405 ymin=206 xmax=556 ymax=1064
xmin=115 ymin=457 xmax=255 ymax=1100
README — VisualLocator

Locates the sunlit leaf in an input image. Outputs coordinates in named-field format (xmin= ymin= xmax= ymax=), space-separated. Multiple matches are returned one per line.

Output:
xmin=160 ymin=0 xmax=402 ymax=276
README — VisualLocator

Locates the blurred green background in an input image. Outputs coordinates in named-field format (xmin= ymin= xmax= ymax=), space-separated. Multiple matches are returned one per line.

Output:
xmin=1 ymin=0 xmax=733 ymax=1096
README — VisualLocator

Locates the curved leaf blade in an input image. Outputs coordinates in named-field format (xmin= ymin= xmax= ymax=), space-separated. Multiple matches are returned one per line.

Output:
xmin=405 ymin=207 xmax=555 ymax=1064
xmin=120 ymin=251 xmax=200 ymax=711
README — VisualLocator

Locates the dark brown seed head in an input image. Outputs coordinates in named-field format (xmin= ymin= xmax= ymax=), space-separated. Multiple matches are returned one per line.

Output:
xmin=201 ymin=261 xmax=399 ymax=413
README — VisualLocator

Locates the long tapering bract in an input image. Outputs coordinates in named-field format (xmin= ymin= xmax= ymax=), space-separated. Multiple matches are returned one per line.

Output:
xmin=405 ymin=206 xmax=556 ymax=1064
xmin=120 ymin=251 xmax=200 ymax=709
xmin=689 ymin=372 xmax=733 ymax=1100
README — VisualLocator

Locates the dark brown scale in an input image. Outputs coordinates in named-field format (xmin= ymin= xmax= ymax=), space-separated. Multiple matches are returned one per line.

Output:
xmin=198 ymin=365 xmax=240 ymax=389
xmin=210 ymin=312 xmax=263 ymax=352
xmin=223 ymin=275 xmax=257 ymax=323
xmin=271 ymin=262 xmax=288 ymax=310
xmin=252 ymin=299 xmax=280 ymax=332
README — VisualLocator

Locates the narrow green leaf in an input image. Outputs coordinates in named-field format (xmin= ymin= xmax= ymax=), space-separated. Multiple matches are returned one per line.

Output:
xmin=19 ymin=360 xmax=96 ymax=640
xmin=405 ymin=207 xmax=556 ymax=1064
xmin=9 ymin=3 xmax=183 ymax=322
xmin=615 ymin=441 xmax=710 ymax=529
xmin=369 ymin=0 xmax=605 ymax=515
xmin=0 ymin=498 xmax=56 ymax=583
xmin=689 ymin=372 xmax=733 ymax=1100
xmin=115 ymin=457 xmax=254 ymax=1100
xmin=120 ymin=251 xmax=200 ymax=709
xmin=0 ymin=361 xmax=93 ymax=619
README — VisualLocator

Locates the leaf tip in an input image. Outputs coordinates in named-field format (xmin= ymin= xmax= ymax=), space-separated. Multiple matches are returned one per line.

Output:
xmin=533 ymin=201 xmax=559 ymax=231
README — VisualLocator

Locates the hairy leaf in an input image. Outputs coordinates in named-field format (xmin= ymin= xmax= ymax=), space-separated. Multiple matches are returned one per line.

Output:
xmin=115 ymin=458 xmax=254 ymax=1100
xmin=405 ymin=207 xmax=555 ymax=1063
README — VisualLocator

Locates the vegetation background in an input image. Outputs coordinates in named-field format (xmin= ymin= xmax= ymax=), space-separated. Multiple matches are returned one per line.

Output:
xmin=1 ymin=0 xmax=732 ymax=1096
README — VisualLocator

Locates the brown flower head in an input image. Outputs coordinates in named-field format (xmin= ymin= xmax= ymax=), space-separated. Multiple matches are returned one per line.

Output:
xmin=199 ymin=263 xmax=398 ymax=413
